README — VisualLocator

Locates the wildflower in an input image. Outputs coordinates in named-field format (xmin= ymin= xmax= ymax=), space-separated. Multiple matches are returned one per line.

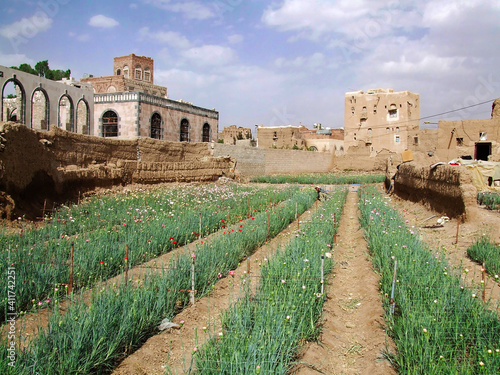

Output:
xmin=281 ymin=279 xmax=286 ymax=284
xmin=180 ymin=320 xmax=185 ymax=327
xmin=193 ymin=347 xmax=198 ymax=353
xmin=302 ymin=285 xmax=306 ymax=290
xmin=229 ymin=270 xmax=235 ymax=276
xmin=423 ymin=328 xmax=428 ymax=333
xmin=100 ymin=261 xmax=104 ymax=264
xmin=191 ymin=253 xmax=196 ymax=259
xmin=218 ymin=332 xmax=223 ymax=337
xmin=479 ymin=361 xmax=484 ymax=367
xmin=256 ymin=365 xmax=261 ymax=374
xmin=123 ymin=223 xmax=126 ymax=226
xmin=202 ymin=326 xmax=207 ymax=332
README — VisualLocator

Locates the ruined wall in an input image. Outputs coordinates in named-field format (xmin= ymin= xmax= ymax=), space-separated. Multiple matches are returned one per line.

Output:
xmin=212 ymin=143 xmax=333 ymax=177
xmin=394 ymin=162 xmax=477 ymax=219
xmin=0 ymin=122 xmax=234 ymax=219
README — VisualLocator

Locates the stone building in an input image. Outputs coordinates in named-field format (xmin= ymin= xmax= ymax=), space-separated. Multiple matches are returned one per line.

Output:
xmin=219 ymin=125 xmax=252 ymax=144
xmin=0 ymin=64 xmax=94 ymax=134
xmin=81 ymin=54 xmax=218 ymax=141
xmin=344 ymin=88 xmax=420 ymax=154
xmin=256 ymin=125 xmax=344 ymax=153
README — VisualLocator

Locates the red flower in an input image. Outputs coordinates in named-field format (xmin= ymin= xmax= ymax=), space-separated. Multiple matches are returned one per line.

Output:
xmin=221 ymin=219 xmax=225 ymax=223
xmin=148 ymin=240 xmax=151 ymax=243
xmin=173 ymin=241 xmax=177 ymax=244
xmin=170 ymin=237 xmax=174 ymax=240
xmin=100 ymin=261 xmax=104 ymax=264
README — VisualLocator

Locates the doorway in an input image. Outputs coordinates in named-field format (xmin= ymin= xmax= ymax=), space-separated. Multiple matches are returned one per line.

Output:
xmin=475 ymin=142 xmax=491 ymax=161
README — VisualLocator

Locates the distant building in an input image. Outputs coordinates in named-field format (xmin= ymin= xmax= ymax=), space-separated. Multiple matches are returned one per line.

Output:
xmin=344 ymin=88 xmax=420 ymax=154
xmin=257 ymin=125 xmax=344 ymax=153
xmin=219 ymin=125 xmax=252 ymax=144
xmin=81 ymin=54 xmax=218 ymax=141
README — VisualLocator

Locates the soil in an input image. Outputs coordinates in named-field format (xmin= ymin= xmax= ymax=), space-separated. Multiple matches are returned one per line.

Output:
xmin=3 ymin=183 xmax=500 ymax=374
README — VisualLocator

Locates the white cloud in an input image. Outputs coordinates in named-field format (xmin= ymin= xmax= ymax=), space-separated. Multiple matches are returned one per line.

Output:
xmin=0 ymin=51 xmax=33 ymax=67
xmin=0 ymin=12 xmax=52 ymax=40
xmin=180 ymin=45 xmax=237 ymax=66
xmin=141 ymin=0 xmax=215 ymax=20
xmin=227 ymin=34 xmax=244 ymax=44
xmin=88 ymin=14 xmax=119 ymax=28
xmin=274 ymin=52 xmax=326 ymax=70
xmin=138 ymin=27 xmax=191 ymax=49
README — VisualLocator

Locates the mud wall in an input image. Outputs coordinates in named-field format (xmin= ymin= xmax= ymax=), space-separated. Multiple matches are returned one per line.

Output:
xmin=394 ymin=162 xmax=477 ymax=219
xmin=212 ymin=144 xmax=334 ymax=177
xmin=0 ymin=122 xmax=234 ymax=219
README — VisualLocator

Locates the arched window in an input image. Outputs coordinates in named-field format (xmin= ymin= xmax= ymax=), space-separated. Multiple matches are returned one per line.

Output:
xmin=151 ymin=113 xmax=162 ymax=139
xmin=2 ymin=78 xmax=26 ymax=124
xmin=135 ymin=65 xmax=142 ymax=80
xmin=202 ymin=123 xmax=211 ymax=142
xmin=77 ymin=99 xmax=90 ymax=135
xmin=58 ymin=94 xmax=74 ymax=131
xmin=180 ymin=119 xmax=189 ymax=142
xmin=116 ymin=69 xmax=121 ymax=76
xmin=123 ymin=66 xmax=129 ymax=78
xmin=31 ymin=87 xmax=49 ymax=130
xmin=144 ymin=68 xmax=151 ymax=82
xmin=102 ymin=110 xmax=118 ymax=137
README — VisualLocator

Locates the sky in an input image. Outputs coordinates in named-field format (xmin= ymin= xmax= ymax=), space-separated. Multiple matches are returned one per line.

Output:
xmin=1 ymin=0 xmax=499 ymax=132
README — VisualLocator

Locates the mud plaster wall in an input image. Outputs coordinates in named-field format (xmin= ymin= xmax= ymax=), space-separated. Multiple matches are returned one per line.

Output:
xmin=0 ymin=122 xmax=234 ymax=218
xmin=394 ymin=162 xmax=477 ymax=219
xmin=212 ymin=144 xmax=333 ymax=177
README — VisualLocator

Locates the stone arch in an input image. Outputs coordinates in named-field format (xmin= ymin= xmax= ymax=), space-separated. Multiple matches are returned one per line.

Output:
xmin=31 ymin=86 xmax=49 ymax=130
xmin=101 ymin=109 xmax=119 ymax=137
xmin=2 ymin=78 xmax=26 ymax=123
xmin=77 ymin=98 xmax=90 ymax=135
xmin=180 ymin=118 xmax=190 ymax=142
xmin=150 ymin=112 xmax=162 ymax=139
xmin=107 ymin=85 xmax=117 ymax=93
xmin=202 ymin=123 xmax=211 ymax=142
xmin=58 ymin=94 xmax=74 ymax=131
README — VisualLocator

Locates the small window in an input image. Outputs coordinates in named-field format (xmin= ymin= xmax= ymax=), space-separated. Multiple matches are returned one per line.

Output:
xmin=135 ymin=69 xmax=142 ymax=80
xmin=396 ymin=127 xmax=400 ymax=132
xmin=116 ymin=69 xmax=121 ymax=76
xmin=456 ymin=138 xmax=464 ymax=146
xmin=386 ymin=127 xmax=390 ymax=133
xmin=395 ymin=135 xmax=400 ymax=143
xmin=123 ymin=66 xmax=129 ymax=78
xmin=414 ymin=136 xmax=419 ymax=145
xmin=144 ymin=71 xmax=151 ymax=82
xmin=367 ymin=128 xmax=372 ymax=135
xmin=479 ymin=132 xmax=487 ymax=140
xmin=389 ymin=109 xmax=397 ymax=118
xmin=362 ymin=106 xmax=367 ymax=111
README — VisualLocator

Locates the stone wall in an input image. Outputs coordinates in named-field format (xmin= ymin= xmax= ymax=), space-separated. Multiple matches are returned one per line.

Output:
xmin=212 ymin=144 xmax=333 ymax=177
xmin=0 ymin=122 xmax=234 ymax=219
xmin=394 ymin=162 xmax=477 ymax=219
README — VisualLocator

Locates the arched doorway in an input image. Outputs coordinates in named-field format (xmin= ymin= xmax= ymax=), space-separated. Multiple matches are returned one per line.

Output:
xmin=102 ymin=110 xmax=118 ymax=137
xmin=2 ymin=79 xmax=25 ymax=123
xmin=31 ymin=87 xmax=49 ymax=130
xmin=58 ymin=94 xmax=74 ymax=131
xmin=202 ymin=123 xmax=211 ymax=142
xmin=150 ymin=112 xmax=162 ymax=139
xmin=180 ymin=119 xmax=189 ymax=142
xmin=77 ymin=99 xmax=90 ymax=135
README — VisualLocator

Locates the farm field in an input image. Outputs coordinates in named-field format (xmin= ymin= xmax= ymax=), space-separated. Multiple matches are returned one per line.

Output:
xmin=2 ymin=180 xmax=500 ymax=374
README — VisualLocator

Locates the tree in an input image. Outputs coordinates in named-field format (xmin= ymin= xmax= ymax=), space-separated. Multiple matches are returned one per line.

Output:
xmin=11 ymin=60 xmax=71 ymax=81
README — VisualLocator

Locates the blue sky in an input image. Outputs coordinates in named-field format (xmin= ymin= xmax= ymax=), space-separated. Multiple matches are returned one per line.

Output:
xmin=1 ymin=0 xmax=499 ymax=131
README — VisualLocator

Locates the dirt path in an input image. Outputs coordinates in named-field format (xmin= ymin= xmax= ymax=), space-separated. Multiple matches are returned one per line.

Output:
xmin=293 ymin=190 xmax=397 ymax=375
xmin=112 ymin=204 xmax=318 ymax=375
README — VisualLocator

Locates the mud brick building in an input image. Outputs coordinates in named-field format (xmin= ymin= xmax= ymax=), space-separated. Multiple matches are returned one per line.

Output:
xmin=82 ymin=54 xmax=218 ymax=142
xmin=344 ymin=88 xmax=420 ymax=155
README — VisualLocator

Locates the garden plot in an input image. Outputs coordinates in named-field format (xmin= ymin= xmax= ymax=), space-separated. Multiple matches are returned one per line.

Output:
xmin=0 ymin=185 xmax=317 ymax=374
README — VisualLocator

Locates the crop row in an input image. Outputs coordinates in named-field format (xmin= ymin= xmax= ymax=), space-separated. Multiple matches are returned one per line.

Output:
xmin=467 ymin=237 xmax=500 ymax=279
xmin=358 ymin=186 xmax=500 ymax=374
xmin=0 ymin=184 xmax=296 ymax=323
xmin=0 ymin=188 xmax=317 ymax=374
xmin=250 ymin=173 xmax=385 ymax=185
xmin=477 ymin=191 xmax=500 ymax=210
xmin=192 ymin=188 xmax=348 ymax=374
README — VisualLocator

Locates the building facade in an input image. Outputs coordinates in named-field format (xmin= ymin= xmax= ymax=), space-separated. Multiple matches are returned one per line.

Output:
xmin=344 ymin=88 xmax=420 ymax=154
xmin=82 ymin=54 xmax=218 ymax=141
xmin=219 ymin=125 xmax=252 ymax=144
